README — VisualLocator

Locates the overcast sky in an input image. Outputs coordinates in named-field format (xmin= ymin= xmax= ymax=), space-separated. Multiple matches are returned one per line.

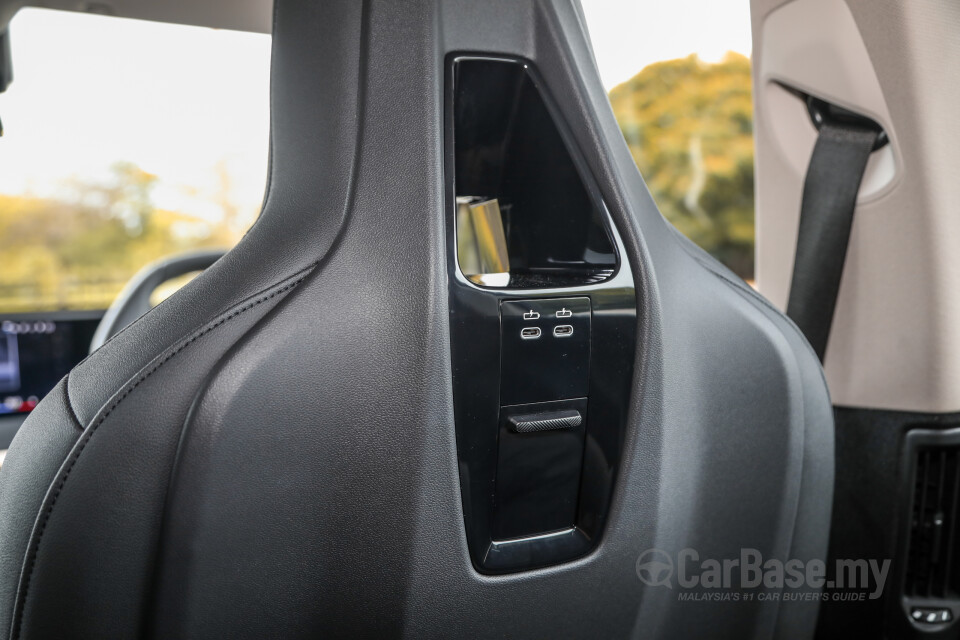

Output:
xmin=581 ymin=0 xmax=752 ymax=88
xmin=0 ymin=2 xmax=751 ymax=216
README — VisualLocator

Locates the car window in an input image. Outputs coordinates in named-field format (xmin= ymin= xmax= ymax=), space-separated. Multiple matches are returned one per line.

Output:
xmin=0 ymin=1 xmax=754 ymax=312
xmin=581 ymin=0 xmax=754 ymax=282
xmin=0 ymin=8 xmax=271 ymax=313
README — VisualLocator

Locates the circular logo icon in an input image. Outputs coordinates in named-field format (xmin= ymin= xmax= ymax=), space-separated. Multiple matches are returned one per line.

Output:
xmin=636 ymin=549 xmax=674 ymax=588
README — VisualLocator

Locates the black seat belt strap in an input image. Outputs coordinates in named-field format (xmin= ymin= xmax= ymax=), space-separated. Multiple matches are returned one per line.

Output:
xmin=786 ymin=118 xmax=879 ymax=362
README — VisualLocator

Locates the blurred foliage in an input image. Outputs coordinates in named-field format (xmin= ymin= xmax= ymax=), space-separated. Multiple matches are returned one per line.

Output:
xmin=609 ymin=52 xmax=754 ymax=279
xmin=0 ymin=162 xmax=254 ymax=313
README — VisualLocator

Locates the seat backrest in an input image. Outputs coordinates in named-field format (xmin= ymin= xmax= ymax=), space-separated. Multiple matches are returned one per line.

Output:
xmin=0 ymin=1 xmax=833 ymax=638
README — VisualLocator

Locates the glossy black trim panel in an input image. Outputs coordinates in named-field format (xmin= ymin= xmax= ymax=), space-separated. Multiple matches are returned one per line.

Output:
xmin=494 ymin=398 xmax=588 ymax=540
xmin=445 ymin=54 xmax=637 ymax=574
xmin=451 ymin=57 xmax=617 ymax=289
xmin=500 ymin=297 xmax=591 ymax=405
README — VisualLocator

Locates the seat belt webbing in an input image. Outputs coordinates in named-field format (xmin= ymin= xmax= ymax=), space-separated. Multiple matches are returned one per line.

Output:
xmin=786 ymin=120 xmax=879 ymax=362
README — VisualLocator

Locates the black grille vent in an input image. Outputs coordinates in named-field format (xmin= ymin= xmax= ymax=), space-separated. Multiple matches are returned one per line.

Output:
xmin=906 ymin=447 xmax=960 ymax=598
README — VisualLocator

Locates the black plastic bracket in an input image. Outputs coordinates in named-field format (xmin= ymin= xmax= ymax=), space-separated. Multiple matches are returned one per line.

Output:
xmin=805 ymin=94 xmax=889 ymax=151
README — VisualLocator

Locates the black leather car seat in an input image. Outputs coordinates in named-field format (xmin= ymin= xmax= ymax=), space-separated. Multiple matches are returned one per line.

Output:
xmin=0 ymin=1 xmax=834 ymax=638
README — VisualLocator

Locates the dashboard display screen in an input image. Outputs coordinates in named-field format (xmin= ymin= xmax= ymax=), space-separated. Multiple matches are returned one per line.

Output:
xmin=0 ymin=314 xmax=101 ymax=415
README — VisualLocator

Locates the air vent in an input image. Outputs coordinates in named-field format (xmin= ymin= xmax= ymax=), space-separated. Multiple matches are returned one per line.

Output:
xmin=906 ymin=447 xmax=960 ymax=598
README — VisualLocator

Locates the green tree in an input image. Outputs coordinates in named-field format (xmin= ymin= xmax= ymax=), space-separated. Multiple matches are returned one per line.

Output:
xmin=609 ymin=53 xmax=755 ymax=279
xmin=0 ymin=161 xmax=252 ymax=312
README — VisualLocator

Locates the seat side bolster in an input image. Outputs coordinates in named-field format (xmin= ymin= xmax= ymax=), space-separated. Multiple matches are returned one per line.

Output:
xmin=0 ymin=378 xmax=83 ymax=637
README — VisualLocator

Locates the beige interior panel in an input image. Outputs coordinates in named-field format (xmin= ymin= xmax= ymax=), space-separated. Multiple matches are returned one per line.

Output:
xmin=1 ymin=0 xmax=272 ymax=33
xmin=752 ymin=0 xmax=960 ymax=412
